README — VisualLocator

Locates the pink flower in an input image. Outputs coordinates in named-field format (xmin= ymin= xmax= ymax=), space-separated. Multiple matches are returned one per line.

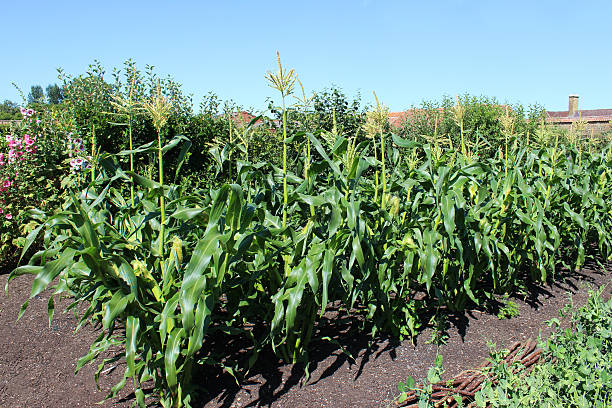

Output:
xmin=26 ymin=109 xmax=34 ymax=116
xmin=24 ymin=135 xmax=34 ymax=146
xmin=3 ymin=180 xmax=12 ymax=188
xmin=0 ymin=208 xmax=3 ymax=213
xmin=19 ymin=107 xmax=27 ymax=116
xmin=7 ymin=137 xmax=20 ymax=149
xmin=5 ymin=213 xmax=12 ymax=220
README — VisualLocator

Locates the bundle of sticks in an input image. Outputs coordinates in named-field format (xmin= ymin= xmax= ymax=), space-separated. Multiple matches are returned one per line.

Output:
xmin=397 ymin=339 xmax=543 ymax=407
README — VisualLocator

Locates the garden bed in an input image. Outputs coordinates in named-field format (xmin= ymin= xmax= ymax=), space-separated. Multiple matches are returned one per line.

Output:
xmin=1 ymin=261 xmax=609 ymax=408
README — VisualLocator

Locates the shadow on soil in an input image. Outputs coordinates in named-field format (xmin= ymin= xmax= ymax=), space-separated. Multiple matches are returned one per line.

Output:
xmin=192 ymin=259 xmax=609 ymax=408
xmin=192 ymin=307 xmax=401 ymax=408
xmin=9 ymin=253 xmax=608 ymax=408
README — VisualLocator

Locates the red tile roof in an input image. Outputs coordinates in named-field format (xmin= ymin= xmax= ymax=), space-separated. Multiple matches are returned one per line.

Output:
xmin=230 ymin=111 xmax=264 ymax=126
xmin=546 ymin=109 xmax=612 ymax=123
xmin=388 ymin=108 xmax=444 ymax=128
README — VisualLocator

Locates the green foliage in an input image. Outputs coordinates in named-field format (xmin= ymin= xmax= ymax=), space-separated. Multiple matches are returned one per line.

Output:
xmin=397 ymin=354 xmax=448 ymax=407
xmin=0 ymin=107 xmax=77 ymax=268
xmin=10 ymin=125 xmax=612 ymax=406
xmin=269 ymin=85 xmax=366 ymax=156
xmin=0 ymin=100 xmax=21 ymax=120
xmin=474 ymin=284 xmax=612 ymax=407
xmin=496 ymin=294 xmax=520 ymax=320
xmin=45 ymin=83 xmax=64 ymax=104
xmin=395 ymin=284 xmax=612 ymax=407
xmin=59 ymin=60 xmax=192 ymax=158
xmin=397 ymin=94 xmax=546 ymax=159
xmin=185 ymin=94 xmax=280 ymax=188
xmin=5 ymin=59 xmax=612 ymax=407
xmin=426 ymin=313 xmax=450 ymax=346
xmin=311 ymin=86 xmax=365 ymax=136
xmin=27 ymin=85 xmax=44 ymax=104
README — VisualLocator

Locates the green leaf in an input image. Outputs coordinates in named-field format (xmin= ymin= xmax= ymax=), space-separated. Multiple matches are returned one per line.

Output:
xmin=391 ymin=133 xmax=420 ymax=148
xmin=125 ymin=316 xmax=140 ymax=378
xmin=209 ymin=185 xmax=230 ymax=227
xmin=164 ymin=328 xmax=185 ymax=393
xmin=306 ymin=132 xmax=342 ymax=177
xmin=47 ymin=296 xmax=55 ymax=327
xmin=102 ymin=291 xmax=133 ymax=330
xmin=183 ymin=225 xmax=220 ymax=286
xmin=328 ymin=205 xmax=341 ymax=237
xmin=320 ymin=250 xmax=334 ymax=315
xmin=186 ymin=294 xmax=213 ymax=357
xmin=226 ymin=184 xmax=244 ymax=232
xmin=30 ymin=248 xmax=76 ymax=299
xmin=18 ymin=222 xmax=44 ymax=263
xmin=180 ymin=276 xmax=207 ymax=334
xmin=159 ymin=292 xmax=180 ymax=347
xmin=170 ymin=207 xmax=205 ymax=221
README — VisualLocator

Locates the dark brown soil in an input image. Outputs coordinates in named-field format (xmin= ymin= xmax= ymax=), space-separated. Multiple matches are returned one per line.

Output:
xmin=1 ymin=262 xmax=610 ymax=408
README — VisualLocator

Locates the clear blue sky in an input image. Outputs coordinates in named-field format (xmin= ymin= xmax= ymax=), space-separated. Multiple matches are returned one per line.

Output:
xmin=1 ymin=1 xmax=611 ymax=113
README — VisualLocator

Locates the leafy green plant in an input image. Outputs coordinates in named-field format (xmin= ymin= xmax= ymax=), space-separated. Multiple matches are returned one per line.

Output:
xmin=473 ymin=284 xmax=612 ymax=407
xmin=398 ymin=94 xmax=546 ymax=159
xmin=397 ymin=354 xmax=458 ymax=407
xmin=0 ymin=106 xmax=77 ymax=268
xmin=496 ymin=294 xmax=520 ymax=320
xmin=426 ymin=313 xmax=450 ymax=346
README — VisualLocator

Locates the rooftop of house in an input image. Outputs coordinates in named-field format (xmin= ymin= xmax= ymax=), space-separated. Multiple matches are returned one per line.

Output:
xmin=545 ymin=109 xmax=612 ymax=123
xmin=230 ymin=110 xmax=261 ymax=125
xmin=546 ymin=95 xmax=612 ymax=123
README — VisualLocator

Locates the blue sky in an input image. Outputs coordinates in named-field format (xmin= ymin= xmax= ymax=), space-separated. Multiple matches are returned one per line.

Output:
xmin=1 ymin=1 xmax=611 ymax=113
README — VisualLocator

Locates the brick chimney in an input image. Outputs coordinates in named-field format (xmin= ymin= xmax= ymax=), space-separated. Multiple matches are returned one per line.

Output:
xmin=568 ymin=94 xmax=579 ymax=117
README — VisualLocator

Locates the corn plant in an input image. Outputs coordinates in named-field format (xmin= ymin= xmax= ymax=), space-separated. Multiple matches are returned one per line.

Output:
xmin=108 ymin=66 xmax=141 ymax=206
xmin=7 ymin=58 xmax=612 ymax=407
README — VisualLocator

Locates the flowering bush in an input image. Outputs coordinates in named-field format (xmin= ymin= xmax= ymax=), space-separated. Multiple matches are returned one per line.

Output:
xmin=0 ymin=109 xmax=40 ymax=222
xmin=66 ymin=133 xmax=92 ymax=173
xmin=0 ymin=106 xmax=87 ymax=268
